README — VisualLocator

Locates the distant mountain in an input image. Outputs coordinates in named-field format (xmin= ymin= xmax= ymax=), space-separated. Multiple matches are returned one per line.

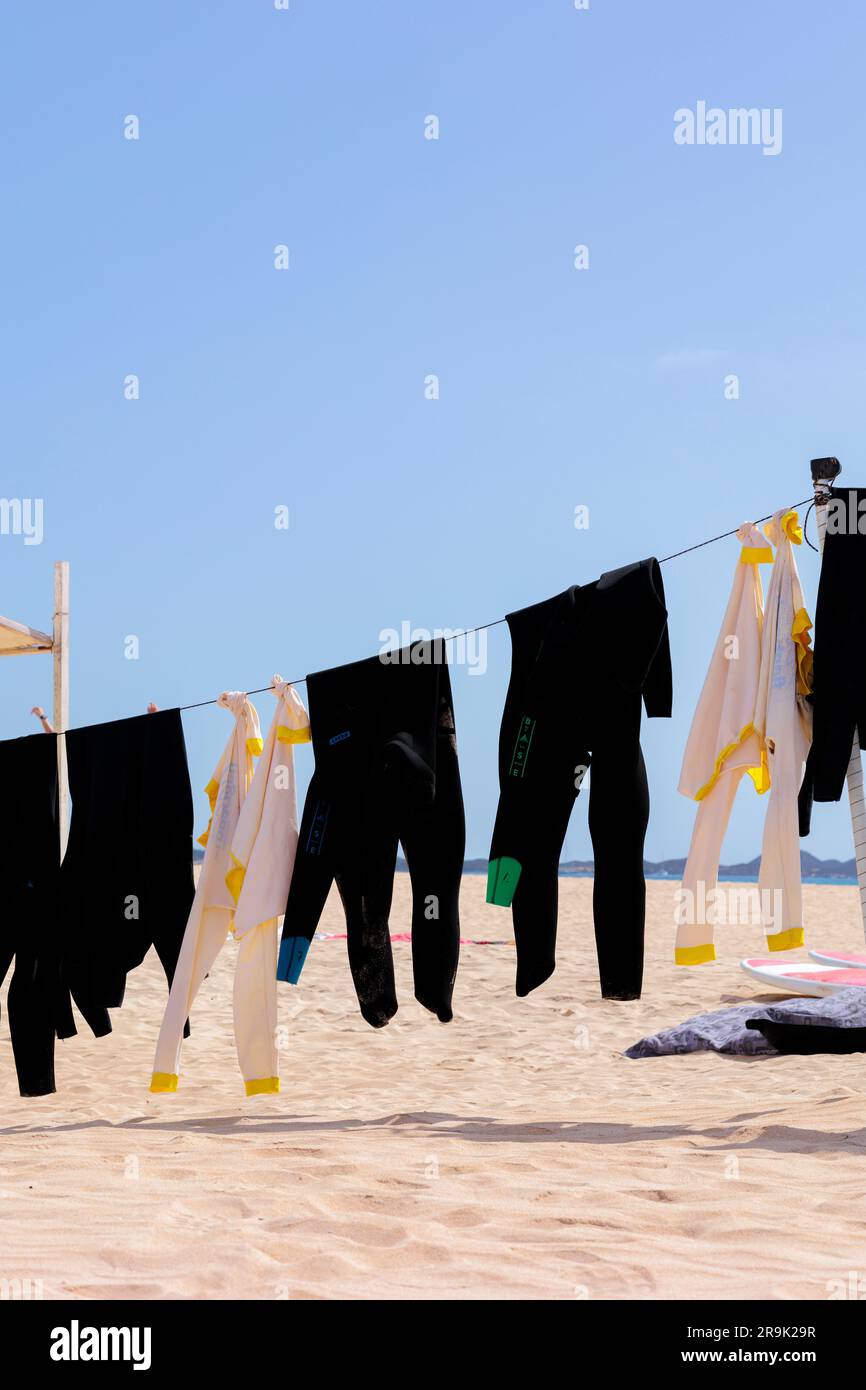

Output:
xmin=451 ymin=854 xmax=858 ymax=880
xmin=638 ymin=852 xmax=856 ymax=880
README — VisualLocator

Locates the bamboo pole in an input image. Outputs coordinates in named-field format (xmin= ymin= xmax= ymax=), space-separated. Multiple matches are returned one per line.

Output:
xmin=53 ymin=561 xmax=70 ymax=853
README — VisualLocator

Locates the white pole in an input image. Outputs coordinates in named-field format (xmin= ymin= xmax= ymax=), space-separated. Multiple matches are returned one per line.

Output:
xmin=53 ymin=561 xmax=70 ymax=854
xmin=811 ymin=464 xmax=866 ymax=938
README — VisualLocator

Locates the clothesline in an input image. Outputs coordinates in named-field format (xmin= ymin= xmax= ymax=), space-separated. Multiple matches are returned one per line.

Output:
xmin=176 ymin=494 xmax=816 ymax=713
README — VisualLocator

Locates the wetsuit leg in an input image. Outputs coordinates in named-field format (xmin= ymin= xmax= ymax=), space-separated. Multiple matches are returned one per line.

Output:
xmin=339 ymin=837 xmax=399 ymax=1028
xmin=150 ymin=901 xmax=231 ymax=1090
xmin=403 ymin=721 xmax=464 ymax=1021
xmin=487 ymin=592 xmax=586 ymax=994
xmin=0 ymin=734 xmax=64 ymax=1094
xmin=586 ymin=699 xmax=649 ymax=999
xmin=1 ymin=916 xmax=59 ymax=1096
xmin=233 ymin=917 xmax=280 ymax=1094
xmin=7 ymin=924 xmax=58 ymax=1096
xmin=492 ymin=730 xmax=587 ymax=996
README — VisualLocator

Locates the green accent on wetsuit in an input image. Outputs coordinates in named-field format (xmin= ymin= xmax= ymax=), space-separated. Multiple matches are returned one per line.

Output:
xmin=486 ymin=856 xmax=522 ymax=907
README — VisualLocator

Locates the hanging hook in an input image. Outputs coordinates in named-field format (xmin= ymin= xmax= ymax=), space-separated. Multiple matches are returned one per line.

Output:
xmin=804 ymin=456 xmax=842 ymax=551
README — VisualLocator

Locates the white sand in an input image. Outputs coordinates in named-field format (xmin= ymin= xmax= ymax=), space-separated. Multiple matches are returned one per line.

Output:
xmin=1 ymin=876 xmax=864 ymax=1300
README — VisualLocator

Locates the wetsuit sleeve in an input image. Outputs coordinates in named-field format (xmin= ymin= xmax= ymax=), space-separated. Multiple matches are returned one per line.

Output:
xmin=642 ymin=618 xmax=673 ymax=718
xmin=798 ymin=745 xmax=814 ymax=837
xmin=276 ymin=773 xmax=335 ymax=983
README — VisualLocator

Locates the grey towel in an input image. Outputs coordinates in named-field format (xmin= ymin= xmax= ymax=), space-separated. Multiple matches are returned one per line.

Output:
xmin=624 ymin=987 xmax=866 ymax=1058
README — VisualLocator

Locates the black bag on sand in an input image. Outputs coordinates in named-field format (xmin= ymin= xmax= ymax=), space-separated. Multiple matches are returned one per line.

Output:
xmin=747 ymin=1018 xmax=866 ymax=1055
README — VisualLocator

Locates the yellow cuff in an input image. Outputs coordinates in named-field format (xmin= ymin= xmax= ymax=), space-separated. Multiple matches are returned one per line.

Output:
xmin=675 ymin=943 xmax=717 ymax=966
xmin=739 ymin=544 xmax=773 ymax=564
xmin=245 ymin=1077 xmax=280 ymax=1097
xmin=781 ymin=509 xmax=803 ymax=545
xmin=246 ymin=736 xmax=264 ymax=756
xmin=766 ymin=927 xmax=804 ymax=952
xmin=150 ymin=1072 xmax=178 ymax=1093
xmin=277 ymin=724 xmax=312 ymax=744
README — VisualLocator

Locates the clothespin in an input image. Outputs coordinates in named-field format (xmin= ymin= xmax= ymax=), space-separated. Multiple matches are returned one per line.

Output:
xmin=803 ymin=458 xmax=842 ymax=552
xmin=810 ymin=456 xmax=841 ymax=505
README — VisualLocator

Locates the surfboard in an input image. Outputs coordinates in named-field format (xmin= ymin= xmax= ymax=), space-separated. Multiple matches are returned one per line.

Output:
xmin=740 ymin=957 xmax=866 ymax=996
xmin=808 ymin=948 xmax=866 ymax=969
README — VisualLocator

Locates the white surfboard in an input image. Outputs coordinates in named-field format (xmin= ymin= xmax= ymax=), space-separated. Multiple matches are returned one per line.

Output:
xmin=808 ymin=948 xmax=866 ymax=969
xmin=740 ymin=957 xmax=866 ymax=996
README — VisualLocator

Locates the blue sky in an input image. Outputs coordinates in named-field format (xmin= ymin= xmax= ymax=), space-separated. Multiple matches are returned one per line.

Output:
xmin=2 ymin=0 xmax=863 ymax=861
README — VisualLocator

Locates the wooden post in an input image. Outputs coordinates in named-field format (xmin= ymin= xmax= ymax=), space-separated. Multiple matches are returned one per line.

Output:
xmin=53 ymin=561 xmax=70 ymax=852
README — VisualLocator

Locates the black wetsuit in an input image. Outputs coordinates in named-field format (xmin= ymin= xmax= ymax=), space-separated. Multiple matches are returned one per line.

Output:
xmin=57 ymin=709 xmax=195 ymax=1034
xmin=277 ymin=640 xmax=465 ymax=1027
xmin=487 ymin=558 xmax=672 ymax=1000
xmin=0 ymin=733 xmax=62 ymax=1096
xmin=800 ymin=487 xmax=866 ymax=829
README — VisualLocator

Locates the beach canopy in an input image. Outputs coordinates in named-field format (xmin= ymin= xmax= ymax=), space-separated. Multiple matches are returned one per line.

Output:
xmin=0 ymin=613 xmax=53 ymax=655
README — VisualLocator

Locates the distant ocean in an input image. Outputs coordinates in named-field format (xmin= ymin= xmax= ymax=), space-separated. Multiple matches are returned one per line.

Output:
xmin=628 ymin=871 xmax=853 ymax=887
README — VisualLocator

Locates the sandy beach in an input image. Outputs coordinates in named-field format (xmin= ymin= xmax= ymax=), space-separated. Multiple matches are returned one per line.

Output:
xmin=1 ymin=875 xmax=864 ymax=1302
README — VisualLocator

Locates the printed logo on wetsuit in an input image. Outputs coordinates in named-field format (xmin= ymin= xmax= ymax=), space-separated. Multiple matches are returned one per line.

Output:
xmin=438 ymin=698 xmax=458 ymax=751
xmin=305 ymin=799 xmax=330 ymax=855
xmin=508 ymin=715 xmax=536 ymax=778
xmin=329 ymin=730 xmax=351 ymax=745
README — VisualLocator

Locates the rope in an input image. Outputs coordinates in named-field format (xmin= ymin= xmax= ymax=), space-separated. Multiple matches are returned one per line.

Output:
xmin=656 ymin=496 xmax=812 ymax=563
xmin=801 ymin=500 xmax=820 ymax=553
xmin=165 ymin=494 xmax=806 ymax=712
